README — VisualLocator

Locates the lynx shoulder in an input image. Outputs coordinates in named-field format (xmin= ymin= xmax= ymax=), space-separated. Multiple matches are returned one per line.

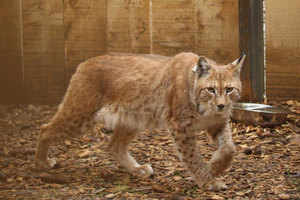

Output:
xmin=35 ymin=52 xmax=245 ymax=191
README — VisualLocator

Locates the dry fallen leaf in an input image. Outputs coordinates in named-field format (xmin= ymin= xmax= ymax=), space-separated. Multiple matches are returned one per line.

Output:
xmin=105 ymin=193 xmax=115 ymax=198
xmin=78 ymin=149 xmax=92 ymax=158
xmin=211 ymin=194 xmax=224 ymax=199
xmin=173 ymin=176 xmax=182 ymax=181
xmin=278 ymin=193 xmax=291 ymax=199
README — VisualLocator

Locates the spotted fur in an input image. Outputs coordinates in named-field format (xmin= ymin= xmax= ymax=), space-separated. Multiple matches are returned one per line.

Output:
xmin=35 ymin=52 xmax=245 ymax=191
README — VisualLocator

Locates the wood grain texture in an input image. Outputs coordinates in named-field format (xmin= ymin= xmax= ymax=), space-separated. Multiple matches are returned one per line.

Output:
xmin=0 ymin=0 xmax=24 ymax=104
xmin=238 ymin=0 xmax=251 ymax=102
xmin=64 ymin=0 xmax=107 ymax=84
xmin=151 ymin=0 xmax=196 ymax=55
xmin=195 ymin=0 xmax=239 ymax=63
xmin=0 ymin=0 xmax=244 ymax=104
xmin=22 ymin=0 xmax=65 ymax=104
xmin=265 ymin=0 xmax=300 ymax=102
xmin=107 ymin=0 xmax=150 ymax=53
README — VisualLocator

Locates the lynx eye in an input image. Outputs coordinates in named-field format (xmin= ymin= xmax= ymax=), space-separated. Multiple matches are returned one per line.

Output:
xmin=226 ymin=87 xmax=235 ymax=94
xmin=206 ymin=87 xmax=216 ymax=94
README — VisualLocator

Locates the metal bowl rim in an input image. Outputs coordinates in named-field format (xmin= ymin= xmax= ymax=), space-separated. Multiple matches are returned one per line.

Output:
xmin=233 ymin=103 xmax=292 ymax=114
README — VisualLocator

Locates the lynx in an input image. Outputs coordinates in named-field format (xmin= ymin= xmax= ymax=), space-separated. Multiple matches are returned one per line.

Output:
xmin=35 ymin=52 xmax=245 ymax=191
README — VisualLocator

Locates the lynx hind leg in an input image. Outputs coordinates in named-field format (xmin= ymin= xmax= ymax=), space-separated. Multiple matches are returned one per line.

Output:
xmin=34 ymin=124 xmax=58 ymax=170
xmin=35 ymin=75 xmax=100 ymax=171
xmin=35 ymin=108 xmax=98 ymax=171
xmin=107 ymin=126 xmax=153 ymax=177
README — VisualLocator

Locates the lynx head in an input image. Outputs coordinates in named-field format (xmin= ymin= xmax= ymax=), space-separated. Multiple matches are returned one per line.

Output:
xmin=192 ymin=54 xmax=245 ymax=116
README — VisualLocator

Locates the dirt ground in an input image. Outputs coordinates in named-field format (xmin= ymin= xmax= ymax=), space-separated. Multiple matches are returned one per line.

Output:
xmin=0 ymin=101 xmax=299 ymax=200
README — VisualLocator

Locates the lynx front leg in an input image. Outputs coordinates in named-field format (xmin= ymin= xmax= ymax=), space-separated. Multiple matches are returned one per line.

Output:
xmin=107 ymin=126 xmax=153 ymax=177
xmin=207 ymin=123 xmax=235 ymax=177
xmin=171 ymin=129 xmax=227 ymax=191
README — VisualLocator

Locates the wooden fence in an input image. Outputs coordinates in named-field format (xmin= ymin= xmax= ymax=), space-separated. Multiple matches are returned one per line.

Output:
xmin=0 ymin=0 xmax=299 ymax=104
xmin=265 ymin=0 xmax=300 ymax=102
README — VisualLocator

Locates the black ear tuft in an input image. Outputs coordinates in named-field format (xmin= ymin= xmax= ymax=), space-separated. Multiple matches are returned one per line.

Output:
xmin=231 ymin=54 xmax=246 ymax=76
xmin=193 ymin=56 xmax=211 ymax=78
xmin=238 ymin=52 xmax=246 ymax=64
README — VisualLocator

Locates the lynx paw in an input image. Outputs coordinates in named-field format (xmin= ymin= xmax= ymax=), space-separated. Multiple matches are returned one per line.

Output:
xmin=131 ymin=164 xmax=153 ymax=177
xmin=35 ymin=158 xmax=56 ymax=171
xmin=202 ymin=180 xmax=227 ymax=191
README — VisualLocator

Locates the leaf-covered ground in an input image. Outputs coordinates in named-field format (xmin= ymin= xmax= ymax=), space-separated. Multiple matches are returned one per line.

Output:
xmin=0 ymin=101 xmax=299 ymax=200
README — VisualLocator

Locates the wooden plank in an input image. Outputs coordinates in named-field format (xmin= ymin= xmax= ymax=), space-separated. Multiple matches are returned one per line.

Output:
xmin=0 ymin=0 xmax=24 ymax=104
xmin=107 ymin=0 xmax=150 ymax=53
xmin=22 ymin=0 xmax=65 ymax=104
xmin=249 ymin=0 xmax=264 ymax=102
xmin=64 ymin=0 xmax=107 ymax=84
xmin=195 ymin=0 xmax=239 ymax=62
xmin=265 ymin=0 xmax=300 ymax=102
xmin=239 ymin=0 xmax=264 ymax=102
xmin=238 ymin=0 xmax=251 ymax=102
xmin=151 ymin=0 xmax=195 ymax=55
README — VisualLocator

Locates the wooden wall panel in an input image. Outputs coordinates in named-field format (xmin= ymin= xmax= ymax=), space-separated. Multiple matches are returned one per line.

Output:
xmin=195 ymin=0 xmax=239 ymax=63
xmin=151 ymin=0 xmax=196 ymax=55
xmin=0 ymin=0 xmax=243 ymax=104
xmin=265 ymin=0 xmax=300 ymax=102
xmin=64 ymin=0 xmax=107 ymax=84
xmin=22 ymin=0 xmax=65 ymax=104
xmin=107 ymin=0 xmax=150 ymax=53
xmin=0 ymin=0 xmax=24 ymax=104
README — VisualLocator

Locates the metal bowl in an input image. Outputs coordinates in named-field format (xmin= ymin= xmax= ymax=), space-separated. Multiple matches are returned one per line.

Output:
xmin=232 ymin=103 xmax=292 ymax=127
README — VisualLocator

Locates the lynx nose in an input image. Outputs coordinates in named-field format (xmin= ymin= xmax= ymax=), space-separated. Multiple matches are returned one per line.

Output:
xmin=217 ymin=104 xmax=225 ymax=109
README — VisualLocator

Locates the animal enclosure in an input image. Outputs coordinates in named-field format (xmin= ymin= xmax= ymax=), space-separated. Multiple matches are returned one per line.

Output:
xmin=0 ymin=0 xmax=299 ymax=104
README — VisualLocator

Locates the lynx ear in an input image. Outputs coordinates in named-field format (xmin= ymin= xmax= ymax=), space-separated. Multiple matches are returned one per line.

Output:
xmin=192 ymin=56 xmax=211 ymax=78
xmin=231 ymin=54 xmax=246 ymax=75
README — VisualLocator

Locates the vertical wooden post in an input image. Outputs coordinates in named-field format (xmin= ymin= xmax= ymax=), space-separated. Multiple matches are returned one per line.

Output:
xmin=250 ymin=0 xmax=264 ymax=102
xmin=239 ymin=0 xmax=264 ymax=102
